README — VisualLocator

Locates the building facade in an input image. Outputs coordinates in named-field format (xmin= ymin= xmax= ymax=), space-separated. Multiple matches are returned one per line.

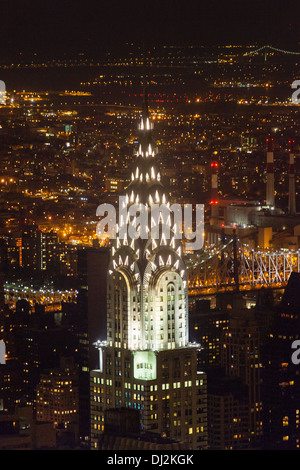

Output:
xmin=36 ymin=356 xmax=79 ymax=429
xmin=90 ymin=95 xmax=207 ymax=450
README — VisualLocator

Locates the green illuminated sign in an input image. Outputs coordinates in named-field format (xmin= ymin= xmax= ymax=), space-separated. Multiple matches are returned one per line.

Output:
xmin=133 ymin=351 xmax=157 ymax=381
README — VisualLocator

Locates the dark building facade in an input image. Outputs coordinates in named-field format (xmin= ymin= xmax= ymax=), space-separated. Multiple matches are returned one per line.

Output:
xmin=262 ymin=272 xmax=300 ymax=449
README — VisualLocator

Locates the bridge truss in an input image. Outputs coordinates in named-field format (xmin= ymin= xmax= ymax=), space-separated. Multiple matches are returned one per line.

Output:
xmin=243 ymin=45 xmax=300 ymax=57
xmin=186 ymin=240 xmax=300 ymax=296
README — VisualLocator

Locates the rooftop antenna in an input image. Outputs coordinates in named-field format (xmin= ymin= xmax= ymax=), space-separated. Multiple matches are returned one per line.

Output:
xmin=142 ymin=38 xmax=149 ymax=118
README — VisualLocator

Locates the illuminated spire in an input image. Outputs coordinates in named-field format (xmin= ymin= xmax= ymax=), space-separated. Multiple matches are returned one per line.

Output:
xmin=142 ymin=81 xmax=149 ymax=120
xmin=125 ymin=89 xmax=166 ymax=209
xmin=106 ymin=94 xmax=189 ymax=351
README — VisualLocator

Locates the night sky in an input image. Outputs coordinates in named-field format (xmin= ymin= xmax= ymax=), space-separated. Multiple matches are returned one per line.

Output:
xmin=0 ymin=0 xmax=300 ymax=61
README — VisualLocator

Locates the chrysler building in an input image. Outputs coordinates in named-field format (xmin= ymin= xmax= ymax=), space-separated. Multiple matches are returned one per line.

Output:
xmin=90 ymin=94 xmax=207 ymax=449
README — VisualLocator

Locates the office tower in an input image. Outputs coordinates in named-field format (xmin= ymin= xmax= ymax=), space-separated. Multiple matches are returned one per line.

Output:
xmin=40 ymin=231 xmax=59 ymax=272
xmin=19 ymin=224 xmax=59 ymax=274
xmin=207 ymin=371 xmax=250 ymax=450
xmin=189 ymin=298 xmax=229 ymax=370
xmin=21 ymin=223 xmax=41 ymax=272
xmin=77 ymin=245 xmax=109 ymax=370
xmin=14 ymin=326 xmax=77 ymax=405
xmin=57 ymin=241 xmax=78 ymax=276
xmin=36 ymin=356 xmax=79 ymax=431
xmin=70 ymin=245 xmax=110 ymax=443
xmin=0 ymin=233 xmax=22 ymax=274
xmin=0 ymin=358 xmax=22 ymax=413
xmin=221 ymin=295 xmax=263 ymax=448
xmin=262 ymin=272 xmax=300 ymax=449
xmin=90 ymin=95 xmax=207 ymax=450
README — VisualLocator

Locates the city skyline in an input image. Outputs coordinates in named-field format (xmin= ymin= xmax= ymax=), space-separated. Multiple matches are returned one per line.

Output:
xmin=1 ymin=1 xmax=300 ymax=454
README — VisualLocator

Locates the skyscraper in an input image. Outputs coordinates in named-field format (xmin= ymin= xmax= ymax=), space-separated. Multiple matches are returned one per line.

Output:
xmin=36 ymin=356 xmax=79 ymax=430
xmin=262 ymin=272 xmax=300 ymax=449
xmin=221 ymin=306 xmax=263 ymax=447
xmin=90 ymin=94 xmax=207 ymax=450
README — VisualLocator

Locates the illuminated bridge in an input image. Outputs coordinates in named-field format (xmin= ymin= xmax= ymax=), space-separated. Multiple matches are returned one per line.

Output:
xmin=243 ymin=45 xmax=300 ymax=58
xmin=4 ymin=284 xmax=77 ymax=311
xmin=186 ymin=240 xmax=300 ymax=297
